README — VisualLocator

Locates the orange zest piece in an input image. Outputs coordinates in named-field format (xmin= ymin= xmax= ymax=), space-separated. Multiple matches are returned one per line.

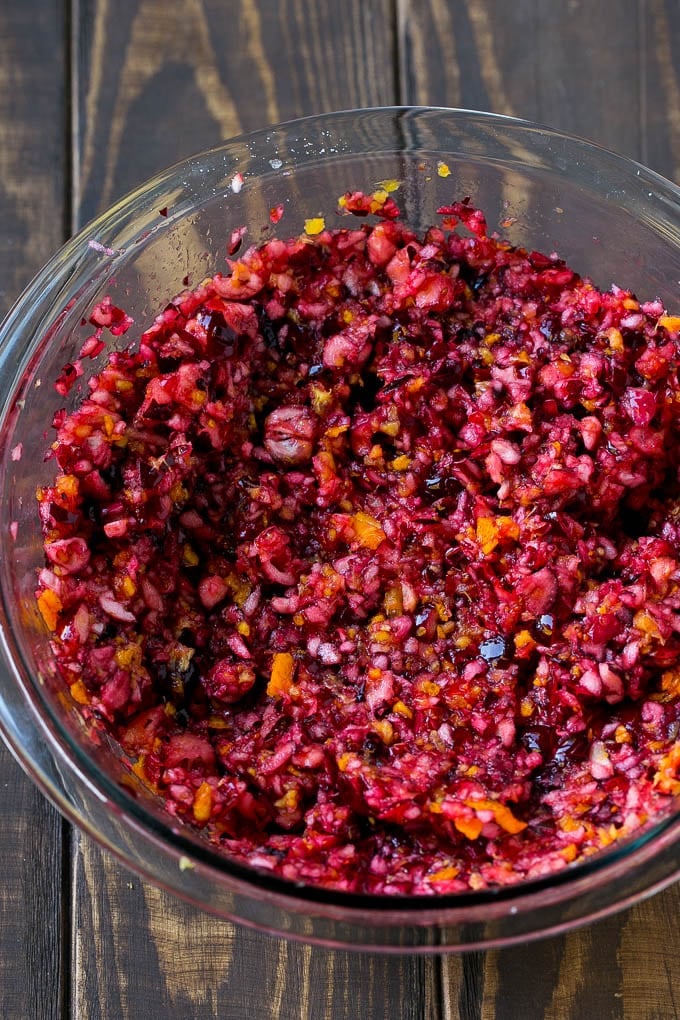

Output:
xmin=336 ymin=752 xmax=357 ymax=773
xmin=372 ymin=719 xmax=395 ymax=745
xmin=454 ymin=816 xmax=484 ymax=840
xmin=37 ymin=589 xmax=62 ymax=631
xmin=56 ymin=473 xmax=79 ymax=500
xmin=267 ymin=651 xmax=295 ymax=698
xmin=633 ymin=609 xmax=662 ymax=639
xmin=428 ymin=865 xmax=460 ymax=882
xmin=654 ymin=743 xmax=680 ymax=795
xmin=351 ymin=511 xmax=386 ymax=550
xmin=193 ymin=781 xmax=213 ymax=822
xmin=466 ymin=798 xmax=527 ymax=834
xmin=304 ymin=217 xmax=325 ymax=236
xmin=69 ymin=680 xmax=90 ymax=705
xmin=476 ymin=516 xmax=499 ymax=555
xmin=515 ymin=629 xmax=535 ymax=651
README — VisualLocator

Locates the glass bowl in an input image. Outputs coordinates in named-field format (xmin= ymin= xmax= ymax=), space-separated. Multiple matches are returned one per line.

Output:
xmin=0 ymin=107 xmax=678 ymax=952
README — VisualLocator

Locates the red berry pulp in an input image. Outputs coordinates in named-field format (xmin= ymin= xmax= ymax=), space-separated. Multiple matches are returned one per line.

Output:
xmin=35 ymin=191 xmax=680 ymax=894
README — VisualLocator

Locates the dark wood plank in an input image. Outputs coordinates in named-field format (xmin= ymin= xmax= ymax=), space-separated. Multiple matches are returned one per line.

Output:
xmin=618 ymin=884 xmax=680 ymax=1020
xmin=0 ymin=1 xmax=68 ymax=1018
xmin=72 ymin=840 xmax=438 ymax=1020
xmin=399 ymin=0 xmax=642 ymax=162
xmin=641 ymin=0 xmax=680 ymax=180
xmin=0 ymin=2 xmax=69 ymax=310
xmin=75 ymin=0 xmax=397 ymax=222
xmin=0 ymin=772 xmax=65 ymax=1020
xmin=69 ymin=3 xmax=441 ymax=1017
xmin=400 ymin=4 xmax=680 ymax=1019
xmin=439 ymin=886 xmax=680 ymax=1020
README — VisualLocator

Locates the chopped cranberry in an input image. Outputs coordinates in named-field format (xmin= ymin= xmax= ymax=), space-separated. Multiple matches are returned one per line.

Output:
xmin=204 ymin=659 xmax=256 ymax=704
xmin=36 ymin=193 xmax=680 ymax=895
xmin=264 ymin=405 xmax=317 ymax=465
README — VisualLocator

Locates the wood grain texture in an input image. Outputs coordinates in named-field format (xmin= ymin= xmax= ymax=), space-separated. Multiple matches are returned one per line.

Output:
xmin=641 ymin=0 xmax=680 ymax=180
xmin=399 ymin=0 xmax=643 ymax=163
xmin=0 ymin=766 xmax=65 ymax=1020
xmin=0 ymin=2 xmax=68 ymax=1019
xmin=439 ymin=886 xmax=680 ymax=1020
xmin=74 ymin=0 xmax=396 ymax=222
xmin=0 ymin=0 xmax=69 ymax=313
xmin=72 ymin=839 xmax=439 ymax=1020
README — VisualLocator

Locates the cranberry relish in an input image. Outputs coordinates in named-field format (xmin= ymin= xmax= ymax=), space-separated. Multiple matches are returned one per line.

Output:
xmin=36 ymin=191 xmax=680 ymax=894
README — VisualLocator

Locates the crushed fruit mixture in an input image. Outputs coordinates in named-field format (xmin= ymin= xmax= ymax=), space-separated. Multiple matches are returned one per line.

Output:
xmin=36 ymin=190 xmax=680 ymax=894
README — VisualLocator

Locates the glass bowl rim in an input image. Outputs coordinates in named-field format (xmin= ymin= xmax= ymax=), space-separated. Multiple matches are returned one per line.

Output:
xmin=1 ymin=104 xmax=679 ymax=924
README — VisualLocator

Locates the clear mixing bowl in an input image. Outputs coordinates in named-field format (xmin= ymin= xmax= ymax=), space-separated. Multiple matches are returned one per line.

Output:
xmin=0 ymin=107 xmax=678 ymax=952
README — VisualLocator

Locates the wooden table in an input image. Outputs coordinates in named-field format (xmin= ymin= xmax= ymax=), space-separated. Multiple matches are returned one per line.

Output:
xmin=1 ymin=2 xmax=679 ymax=1017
